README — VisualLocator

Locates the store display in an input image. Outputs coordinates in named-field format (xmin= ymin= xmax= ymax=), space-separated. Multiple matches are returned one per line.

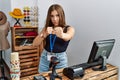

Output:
xmin=23 ymin=6 xmax=38 ymax=27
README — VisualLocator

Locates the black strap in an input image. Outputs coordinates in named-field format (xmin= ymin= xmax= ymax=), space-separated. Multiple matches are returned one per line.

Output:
xmin=63 ymin=25 xmax=70 ymax=33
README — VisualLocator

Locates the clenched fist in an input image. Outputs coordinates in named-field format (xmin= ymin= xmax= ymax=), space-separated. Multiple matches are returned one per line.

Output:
xmin=54 ymin=27 xmax=64 ymax=38
xmin=47 ymin=27 xmax=54 ymax=34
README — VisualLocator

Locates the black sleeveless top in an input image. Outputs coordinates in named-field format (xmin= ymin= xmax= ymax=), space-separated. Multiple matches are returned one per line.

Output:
xmin=44 ymin=26 xmax=70 ymax=53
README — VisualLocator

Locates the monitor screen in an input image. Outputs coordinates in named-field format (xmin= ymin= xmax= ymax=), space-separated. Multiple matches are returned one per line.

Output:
xmin=87 ymin=39 xmax=115 ymax=64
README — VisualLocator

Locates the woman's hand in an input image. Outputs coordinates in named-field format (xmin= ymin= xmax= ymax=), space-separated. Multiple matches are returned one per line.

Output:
xmin=47 ymin=27 xmax=54 ymax=34
xmin=46 ymin=26 xmax=75 ymax=41
xmin=54 ymin=27 xmax=63 ymax=38
xmin=54 ymin=26 xmax=75 ymax=41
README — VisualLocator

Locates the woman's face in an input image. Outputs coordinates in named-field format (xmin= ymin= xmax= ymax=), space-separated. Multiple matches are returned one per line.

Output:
xmin=50 ymin=10 xmax=59 ymax=27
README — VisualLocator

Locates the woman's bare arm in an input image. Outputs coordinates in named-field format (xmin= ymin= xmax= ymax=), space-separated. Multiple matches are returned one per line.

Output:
xmin=54 ymin=26 xmax=75 ymax=41
xmin=32 ymin=27 xmax=46 ymax=47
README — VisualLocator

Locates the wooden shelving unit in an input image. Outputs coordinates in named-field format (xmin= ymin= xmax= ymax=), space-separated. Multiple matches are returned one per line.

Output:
xmin=11 ymin=27 xmax=40 ymax=77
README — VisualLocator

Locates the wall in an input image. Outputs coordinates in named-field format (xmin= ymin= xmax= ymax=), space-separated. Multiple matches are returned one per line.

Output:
xmin=11 ymin=0 xmax=37 ymax=9
xmin=53 ymin=0 xmax=120 ymax=63
xmin=52 ymin=0 xmax=120 ymax=77
xmin=37 ymin=0 xmax=54 ymax=31
xmin=0 ymin=0 xmax=11 ymax=20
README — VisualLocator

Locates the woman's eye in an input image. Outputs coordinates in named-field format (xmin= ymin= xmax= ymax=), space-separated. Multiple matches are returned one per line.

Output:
xmin=56 ymin=14 xmax=59 ymax=17
xmin=51 ymin=15 xmax=54 ymax=17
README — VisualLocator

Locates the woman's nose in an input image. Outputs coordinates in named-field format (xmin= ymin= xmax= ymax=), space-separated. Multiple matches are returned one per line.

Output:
xmin=53 ymin=16 xmax=57 ymax=21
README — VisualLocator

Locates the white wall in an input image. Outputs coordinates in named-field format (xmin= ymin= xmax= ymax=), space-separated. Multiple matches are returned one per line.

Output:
xmin=52 ymin=0 xmax=120 ymax=77
xmin=11 ymin=0 xmax=37 ymax=9
xmin=53 ymin=0 xmax=120 ymax=63
xmin=37 ymin=0 xmax=54 ymax=31
xmin=0 ymin=0 xmax=11 ymax=20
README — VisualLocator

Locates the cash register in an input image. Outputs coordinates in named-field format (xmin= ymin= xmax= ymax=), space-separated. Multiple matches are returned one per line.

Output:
xmin=63 ymin=39 xmax=115 ymax=80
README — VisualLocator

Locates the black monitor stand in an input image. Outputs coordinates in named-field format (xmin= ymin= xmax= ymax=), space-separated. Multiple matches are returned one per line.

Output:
xmin=92 ymin=56 xmax=107 ymax=71
xmin=0 ymin=51 xmax=8 ymax=80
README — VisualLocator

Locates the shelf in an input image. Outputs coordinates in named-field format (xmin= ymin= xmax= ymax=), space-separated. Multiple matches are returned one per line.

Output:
xmin=15 ymin=36 xmax=36 ymax=39
xmin=14 ymin=46 xmax=37 ymax=51
xmin=13 ymin=26 xmax=38 ymax=29
xmin=11 ymin=27 xmax=40 ymax=77
xmin=11 ymin=27 xmax=38 ymax=51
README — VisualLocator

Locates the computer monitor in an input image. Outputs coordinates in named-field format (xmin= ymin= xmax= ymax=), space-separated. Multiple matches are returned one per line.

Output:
xmin=87 ymin=39 xmax=115 ymax=71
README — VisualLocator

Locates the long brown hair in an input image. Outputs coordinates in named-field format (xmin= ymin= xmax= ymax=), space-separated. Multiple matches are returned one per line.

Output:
xmin=45 ymin=4 xmax=66 ymax=29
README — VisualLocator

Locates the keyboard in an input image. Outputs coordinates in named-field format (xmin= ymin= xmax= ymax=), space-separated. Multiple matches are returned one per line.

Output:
xmin=69 ymin=60 xmax=102 ymax=70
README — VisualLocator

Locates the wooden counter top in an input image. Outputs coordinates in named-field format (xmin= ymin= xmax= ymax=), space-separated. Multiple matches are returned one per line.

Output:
xmin=21 ymin=64 xmax=118 ymax=80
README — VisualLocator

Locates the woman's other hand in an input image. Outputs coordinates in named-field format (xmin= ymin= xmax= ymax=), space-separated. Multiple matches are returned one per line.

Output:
xmin=47 ymin=27 xmax=53 ymax=34
xmin=54 ymin=26 xmax=75 ymax=41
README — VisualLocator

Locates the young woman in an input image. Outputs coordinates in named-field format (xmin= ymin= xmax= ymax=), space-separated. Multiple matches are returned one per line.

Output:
xmin=33 ymin=4 xmax=75 ymax=72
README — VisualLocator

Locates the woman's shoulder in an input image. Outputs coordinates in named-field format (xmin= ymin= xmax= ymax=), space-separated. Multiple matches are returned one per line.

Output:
xmin=65 ymin=25 xmax=74 ymax=28
xmin=65 ymin=25 xmax=74 ymax=30
xmin=64 ymin=25 xmax=74 ymax=32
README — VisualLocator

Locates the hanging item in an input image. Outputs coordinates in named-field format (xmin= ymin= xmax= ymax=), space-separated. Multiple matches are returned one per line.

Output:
xmin=9 ymin=8 xmax=24 ymax=27
xmin=23 ymin=6 xmax=38 ymax=27
xmin=30 ymin=6 xmax=38 ymax=27
xmin=0 ymin=11 xmax=7 ymax=25
xmin=23 ymin=6 xmax=31 ymax=27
